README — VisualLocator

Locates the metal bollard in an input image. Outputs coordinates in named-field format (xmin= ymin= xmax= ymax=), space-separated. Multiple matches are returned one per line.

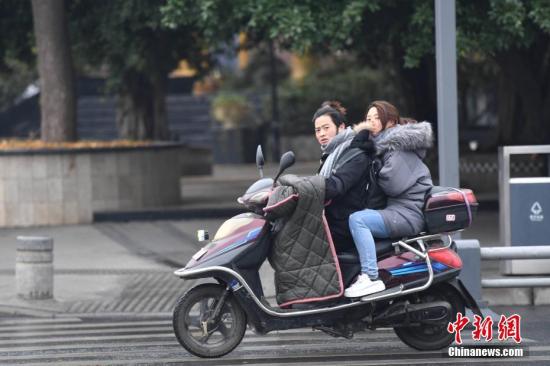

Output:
xmin=15 ymin=236 xmax=54 ymax=300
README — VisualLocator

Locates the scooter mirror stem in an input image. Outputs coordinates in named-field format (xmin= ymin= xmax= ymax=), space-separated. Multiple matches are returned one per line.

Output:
xmin=256 ymin=145 xmax=265 ymax=178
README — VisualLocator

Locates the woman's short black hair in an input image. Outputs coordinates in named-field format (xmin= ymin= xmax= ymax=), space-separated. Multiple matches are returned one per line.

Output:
xmin=312 ymin=100 xmax=347 ymax=127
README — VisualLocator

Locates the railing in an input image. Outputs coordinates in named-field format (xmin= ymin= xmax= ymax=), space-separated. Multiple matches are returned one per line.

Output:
xmin=480 ymin=246 xmax=550 ymax=288
xmin=456 ymin=240 xmax=550 ymax=312
xmin=455 ymin=240 xmax=550 ymax=316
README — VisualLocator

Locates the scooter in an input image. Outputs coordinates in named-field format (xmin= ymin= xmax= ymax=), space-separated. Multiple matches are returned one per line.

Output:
xmin=172 ymin=146 xmax=482 ymax=358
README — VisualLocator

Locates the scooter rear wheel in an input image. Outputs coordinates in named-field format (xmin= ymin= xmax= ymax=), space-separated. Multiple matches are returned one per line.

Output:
xmin=173 ymin=283 xmax=247 ymax=358
xmin=393 ymin=286 xmax=464 ymax=350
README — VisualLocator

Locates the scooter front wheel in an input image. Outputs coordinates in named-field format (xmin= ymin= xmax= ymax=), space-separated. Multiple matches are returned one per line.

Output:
xmin=173 ymin=283 xmax=247 ymax=358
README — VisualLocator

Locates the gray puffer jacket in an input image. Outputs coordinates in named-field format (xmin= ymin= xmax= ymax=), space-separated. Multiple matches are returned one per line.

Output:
xmin=373 ymin=122 xmax=434 ymax=237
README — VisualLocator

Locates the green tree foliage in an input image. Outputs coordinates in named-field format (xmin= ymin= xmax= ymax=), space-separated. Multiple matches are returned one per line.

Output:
xmin=163 ymin=0 xmax=380 ymax=52
xmin=163 ymin=0 xmax=550 ymax=145
xmin=398 ymin=0 xmax=550 ymax=144
xmin=276 ymin=61 xmax=402 ymax=135
xmin=0 ymin=0 xmax=35 ymax=111
xmin=69 ymin=0 xmax=209 ymax=140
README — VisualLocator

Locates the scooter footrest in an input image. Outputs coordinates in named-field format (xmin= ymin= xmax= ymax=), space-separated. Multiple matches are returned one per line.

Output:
xmin=259 ymin=297 xmax=295 ymax=313
xmin=360 ymin=285 xmax=403 ymax=303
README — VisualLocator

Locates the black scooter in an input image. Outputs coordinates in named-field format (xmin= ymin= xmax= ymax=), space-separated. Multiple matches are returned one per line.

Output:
xmin=172 ymin=147 xmax=481 ymax=358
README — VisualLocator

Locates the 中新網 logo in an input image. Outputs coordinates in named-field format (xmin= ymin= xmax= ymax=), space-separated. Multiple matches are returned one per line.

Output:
xmin=448 ymin=313 xmax=522 ymax=344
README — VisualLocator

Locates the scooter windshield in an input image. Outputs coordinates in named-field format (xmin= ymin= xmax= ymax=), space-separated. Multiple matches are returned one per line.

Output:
xmin=213 ymin=213 xmax=265 ymax=241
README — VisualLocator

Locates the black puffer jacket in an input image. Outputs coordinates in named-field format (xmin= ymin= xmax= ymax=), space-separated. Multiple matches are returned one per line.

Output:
xmin=322 ymin=130 xmax=386 ymax=251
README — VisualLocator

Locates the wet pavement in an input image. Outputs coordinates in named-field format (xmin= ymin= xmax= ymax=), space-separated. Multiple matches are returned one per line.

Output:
xmin=0 ymin=305 xmax=549 ymax=365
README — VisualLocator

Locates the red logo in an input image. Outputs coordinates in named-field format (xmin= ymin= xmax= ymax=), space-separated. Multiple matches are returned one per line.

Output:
xmin=498 ymin=314 xmax=522 ymax=343
xmin=447 ymin=312 xmax=470 ymax=344
xmin=448 ymin=313 xmax=522 ymax=344
xmin=472 ymin=314 xmax=494 ymax=342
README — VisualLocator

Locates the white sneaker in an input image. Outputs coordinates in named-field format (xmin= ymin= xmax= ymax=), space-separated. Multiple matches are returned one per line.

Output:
xmin=344 ymin=274 xmax=386 ymax=298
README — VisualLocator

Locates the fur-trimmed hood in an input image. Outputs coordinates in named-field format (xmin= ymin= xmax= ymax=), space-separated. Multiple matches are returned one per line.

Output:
xmin=355 ymin=121 xmax=433 ymax=156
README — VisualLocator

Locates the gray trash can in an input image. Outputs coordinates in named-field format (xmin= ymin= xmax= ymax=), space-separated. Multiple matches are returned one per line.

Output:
xmin=504 ymin=178 xmax=550 ymax=274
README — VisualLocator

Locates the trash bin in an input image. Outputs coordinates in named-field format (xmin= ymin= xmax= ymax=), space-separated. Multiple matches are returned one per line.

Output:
xmin=499 ymin=145 xmax=550 ymax=275
xmin=504 ymin=178 xmax=550 ymax=274
xmin=510 ymin=178 xmax=550 ymax=247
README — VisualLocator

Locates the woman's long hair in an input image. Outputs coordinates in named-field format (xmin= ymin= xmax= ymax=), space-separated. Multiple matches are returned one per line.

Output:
xmin=368 ymin=100 xmax=418 ymax=129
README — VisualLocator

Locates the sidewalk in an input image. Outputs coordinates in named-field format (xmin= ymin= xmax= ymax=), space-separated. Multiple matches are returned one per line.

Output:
xmin=0 ymin=161 xmax=509 ymax=318
xmin=0 ymin=224 xmax=174 ymax=317
xmin=0 ymin=162 xmax=301 ymax=318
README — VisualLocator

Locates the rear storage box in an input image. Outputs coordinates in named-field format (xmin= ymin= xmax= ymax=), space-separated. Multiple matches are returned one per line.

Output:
xmin=424 ymin=186 xmax=478 ymax=233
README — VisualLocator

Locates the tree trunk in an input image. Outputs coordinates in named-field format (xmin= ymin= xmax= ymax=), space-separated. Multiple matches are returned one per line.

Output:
xmin=151 ymin=74 xmax=169 ymax=140
xmin=496 ymin=49 xmax=549 ymax=145
xmin=116 ymin=90 xmax=149 ymax=140
xmin=31 ymin=0 xmax=76 ymax=142
xmin=116 ymin=70 xmax=171 ymax=141
xmin=495 ymin=70 xmax=518 ymax=146
xmin=116 ymin=72 xmax=160 ymax=140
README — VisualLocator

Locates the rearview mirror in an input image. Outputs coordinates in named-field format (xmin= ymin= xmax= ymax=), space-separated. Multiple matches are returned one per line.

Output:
xmin=274 ymin=151 xmax=295 ymax=184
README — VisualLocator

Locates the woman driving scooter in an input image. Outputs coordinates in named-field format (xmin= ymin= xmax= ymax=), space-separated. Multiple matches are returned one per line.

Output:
xmin=344 ymin=100 xmax=434 ymax=298
xmin=313 ymin=101 xmax=384 ymax=252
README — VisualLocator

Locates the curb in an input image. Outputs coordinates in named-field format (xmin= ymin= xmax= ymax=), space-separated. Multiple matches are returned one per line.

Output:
xmin=0 ymin=304 xmax=61 ymax=318
xmin=0 ymin=304 xmax=173 ymax=319
xmin=58 ymin=312 xmax=172 ymax=320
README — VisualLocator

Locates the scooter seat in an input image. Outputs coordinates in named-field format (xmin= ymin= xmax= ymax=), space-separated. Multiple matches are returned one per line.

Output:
xmin=337 ymin=239 xmax=396 ymax=264
xmin=375 ymin=239 xmax=396 ymax=256
xmin=337 ymin=252 xmax=361 ymax=264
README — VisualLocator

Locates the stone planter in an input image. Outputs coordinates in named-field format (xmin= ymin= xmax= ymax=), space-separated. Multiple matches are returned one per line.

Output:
xmin=0 ymin=143 xmax=184 ymax=227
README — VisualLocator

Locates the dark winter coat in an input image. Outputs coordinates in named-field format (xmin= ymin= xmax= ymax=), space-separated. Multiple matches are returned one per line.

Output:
xmin=372 ymin=122 xmax=434 ymax=237
xmin=321 ymin=130 xmax=385 ymax=251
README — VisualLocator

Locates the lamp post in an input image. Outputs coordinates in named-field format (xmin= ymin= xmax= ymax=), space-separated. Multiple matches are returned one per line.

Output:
xmin=435 ymin=0 xmax=460 ymax=189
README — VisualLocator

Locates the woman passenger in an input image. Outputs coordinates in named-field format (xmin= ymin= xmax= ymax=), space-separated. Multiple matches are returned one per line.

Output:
xmin=344 ymin=100 xmax=434 ymax=298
